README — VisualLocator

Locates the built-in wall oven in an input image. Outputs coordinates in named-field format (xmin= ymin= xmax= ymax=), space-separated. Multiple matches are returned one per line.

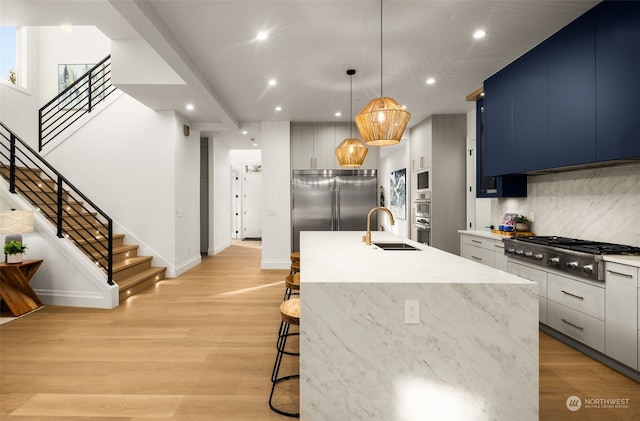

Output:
xmin=413 ymin=191 xmax=431 ymax=245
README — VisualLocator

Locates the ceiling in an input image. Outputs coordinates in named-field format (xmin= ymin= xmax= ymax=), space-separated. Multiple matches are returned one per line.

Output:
xmin=1 ymin=0 xmax=600 ymax=149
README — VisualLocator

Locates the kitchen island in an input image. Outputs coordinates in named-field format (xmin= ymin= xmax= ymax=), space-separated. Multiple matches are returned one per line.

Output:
xmin=300 ymin=231 xmax=539 ymax=420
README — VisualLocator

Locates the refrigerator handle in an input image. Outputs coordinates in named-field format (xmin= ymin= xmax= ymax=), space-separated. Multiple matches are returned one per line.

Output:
xmin=330 ymin=187 xmax=336 ymax=230
xmin=336 ymin=187 xmax=341 ymax=230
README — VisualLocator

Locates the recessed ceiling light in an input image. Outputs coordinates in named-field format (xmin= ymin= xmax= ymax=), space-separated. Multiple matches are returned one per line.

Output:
xmin=275 ymin=106 xmax=282 ymax=111
xmin=426 ymin=78 xmax=435 ymax=85
xmin=402 ymin=105 xmax=407 ymax=109
xmin=256 ymin=31 xmax=268 ymax=41
xmin=242 ymin=130 xmax=248 ymax=135
xmin=473 ymin=30 xmax=486 ymax=39
xmin=268 ymin=79 xmax=277 ymax=86
xmin=335 ymin=112 xmax=342 ymax=117
xmin=186 ymin=104 xmax=194 ymax=111
xmin=253 ymin=142 xmax=258 ymax=147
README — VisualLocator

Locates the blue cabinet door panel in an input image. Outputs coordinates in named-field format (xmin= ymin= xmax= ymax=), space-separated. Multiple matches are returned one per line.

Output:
xmin=484 ymin=70 xmax=513 ymax=176
xmin=546 ymin=13 xmax=596 ymax=168
xmin=512 ymin=47 xmax=548 ymax=172
xmin=595 ymin=1 xmax=640 ymax=161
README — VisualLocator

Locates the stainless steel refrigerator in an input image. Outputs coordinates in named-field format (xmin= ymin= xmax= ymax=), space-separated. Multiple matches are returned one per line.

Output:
xmin=292 ymin=169 xmax=378 ymax=251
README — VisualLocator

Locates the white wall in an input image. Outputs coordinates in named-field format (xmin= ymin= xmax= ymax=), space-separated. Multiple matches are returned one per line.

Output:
xmin=260 ymin=121 xmax=291 ymax=269
xmin=211 ymin=140 xmax=232 ymax=254
xmin=379 ymin=141 xmax=410 ymax=238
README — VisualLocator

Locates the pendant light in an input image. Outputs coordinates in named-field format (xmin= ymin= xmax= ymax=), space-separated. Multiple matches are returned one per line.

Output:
xmin=336 ymin=69 xmax=368 ymax=167
xmin=355 ymin=0 xmax=410 ymax=146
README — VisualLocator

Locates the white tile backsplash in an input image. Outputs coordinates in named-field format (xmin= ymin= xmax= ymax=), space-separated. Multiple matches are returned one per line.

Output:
xmin=494 ymin=162 xmax=640 ymax=247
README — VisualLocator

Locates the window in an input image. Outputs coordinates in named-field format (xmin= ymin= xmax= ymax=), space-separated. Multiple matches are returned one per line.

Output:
xmin=0 ymin=26 xmax=27 ymax=88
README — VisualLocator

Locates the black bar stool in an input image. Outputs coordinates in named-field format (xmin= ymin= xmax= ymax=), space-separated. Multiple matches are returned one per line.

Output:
xmin=269 ymin=297 xmax=300 ymax=418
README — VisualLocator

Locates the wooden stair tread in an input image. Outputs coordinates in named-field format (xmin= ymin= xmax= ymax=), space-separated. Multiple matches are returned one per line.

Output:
xmin=116 ymin=266 xmax=166 ymax=290
xmin=112 ymin=256 xmax=152 ymax=272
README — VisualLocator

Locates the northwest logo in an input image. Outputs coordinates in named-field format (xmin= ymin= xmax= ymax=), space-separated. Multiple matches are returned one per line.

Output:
xmin=566 ymin=395 xmax=582 ymax=411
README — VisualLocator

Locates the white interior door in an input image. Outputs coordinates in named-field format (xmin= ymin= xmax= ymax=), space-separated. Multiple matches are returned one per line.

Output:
xmin=243 ymin=165 xmax=263 ymax=239
xmin=231 ymin=168 xmax=241 ymax=239
xmin=466 ymin=137 xmax=476 ymax=231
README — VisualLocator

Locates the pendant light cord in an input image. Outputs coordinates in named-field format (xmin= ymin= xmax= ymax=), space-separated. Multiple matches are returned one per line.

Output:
xmin=380 ymin=0 xmax=383 ymax=98
xmin=349 ymin=74 xmax=353 ymax=137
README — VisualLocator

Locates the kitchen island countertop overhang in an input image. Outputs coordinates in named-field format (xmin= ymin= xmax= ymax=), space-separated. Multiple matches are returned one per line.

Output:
xmin=299 ymin=231 xmax=539 ymax=421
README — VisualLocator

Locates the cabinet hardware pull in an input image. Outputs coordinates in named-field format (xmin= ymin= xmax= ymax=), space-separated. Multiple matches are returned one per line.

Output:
xmin=606 ymin=270 xmax=632 ymax=278
xmin=561 ymin=318 xmax=584 ymax=330
xmin=561 ymin=290 xmax=584 ymax=300
xmin=471 ymin=239 xmax=482 ymax=243
xmin=495 ymin=244 xmax=504 ymax=249
xmin=471 ymin=256 xmax=482 ymax=261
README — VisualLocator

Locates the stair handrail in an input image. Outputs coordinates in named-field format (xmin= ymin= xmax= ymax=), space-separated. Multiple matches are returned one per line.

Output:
xmin=38 ymin=55 xmax=118 ymax=152
xmin=1 ymin=121 xmax=114 ymax=285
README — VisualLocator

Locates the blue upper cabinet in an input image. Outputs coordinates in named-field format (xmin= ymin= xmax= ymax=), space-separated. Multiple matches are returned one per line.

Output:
xmin=511 ymin=46 xmax=548 ymax=173
xmin=484 ymin=68 xmax=513 ymax=176
xmin=546 ymin=11 xmax=596 ymax=169
xmin=482 ymin=0 xmax=640 ymax=175
xmin=595 ymin=0 xmax=640 ymax=161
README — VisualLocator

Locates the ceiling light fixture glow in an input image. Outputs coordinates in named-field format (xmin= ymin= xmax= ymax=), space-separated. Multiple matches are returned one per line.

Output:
xmin=275 ymin=106 xmax=282 ymax=111
xmin=242 ymin=130 xmax=248 ymax=135
xmin=186 ymin=104 xmax=194 ymax=111
xmin=335 ymin=112 xmax=342 ymax=117
xmin=256 ymin=31 xmax=268 ymax=41
xmin=426 ymin=78 xmax=435 ymax=85
xmin=473 ymin=30 xmax=486 ymax=39
xmin=268 ymin=79 xmax=277 ymax=86
xmin=355 ymin=0 xmax=410 ymax=146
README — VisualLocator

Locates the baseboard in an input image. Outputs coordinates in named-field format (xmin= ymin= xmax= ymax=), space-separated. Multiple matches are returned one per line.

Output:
xmin=35 ymin=286 xmax=118 ymax=309
xmin=260 ymin=258 xmax=290 ymax=270
xmin=172 ymin=254 xmax=201 ymax=277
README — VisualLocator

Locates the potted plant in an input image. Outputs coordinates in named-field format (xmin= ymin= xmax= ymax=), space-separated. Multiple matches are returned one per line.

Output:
xmin=512 ymin=215 xmax=531 ymax=232
xmin=4 ymin=240 xmax=27 ymax=264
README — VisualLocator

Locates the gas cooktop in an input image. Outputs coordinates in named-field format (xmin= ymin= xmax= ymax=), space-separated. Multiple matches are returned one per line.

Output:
xmin=503 ymin=236 xmax=640 ymax=281
xmin=514 ymin=236 xmax=640 ymax=256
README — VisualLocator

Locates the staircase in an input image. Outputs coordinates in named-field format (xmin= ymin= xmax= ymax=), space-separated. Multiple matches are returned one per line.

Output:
xmin=1 ymin=127 xmax=166 ymax=303
xmin=1 ymin=165 xmax=166 ymax=302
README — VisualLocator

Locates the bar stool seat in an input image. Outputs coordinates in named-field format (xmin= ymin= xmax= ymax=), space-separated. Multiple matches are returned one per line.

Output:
xmin=290 ymin=260 xmax=300 ymax=275
xmin=269 ymin=298 xmax=300 ymax=418
xmin=290 ymin=252 xmax=300 ymax=262
xmin=283 ymin=273 xmax=300 ymax=300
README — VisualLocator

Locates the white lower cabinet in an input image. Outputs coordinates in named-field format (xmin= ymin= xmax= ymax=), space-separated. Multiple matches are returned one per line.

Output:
xmin=605 ymin=262 xmax=638 ymax=369
xmin=547 ymin=300 xmax=605 ymax=353
xmin=508 ymin=260 xmax=548 ymax=324
xmin=547 ymin=273 xmax=604 ymax=320
xmin=459 ymin=233 xmax=508 ymax=270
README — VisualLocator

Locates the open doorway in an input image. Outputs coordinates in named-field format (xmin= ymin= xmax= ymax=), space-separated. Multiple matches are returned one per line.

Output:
xmin=242 ymin=163 xmax=262 ymax=240
xmin=231 ymin=167 xmax=241 ymax=239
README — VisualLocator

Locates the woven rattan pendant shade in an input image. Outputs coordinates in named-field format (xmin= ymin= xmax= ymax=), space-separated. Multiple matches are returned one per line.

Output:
xmin=355 ymin=0 xmax=410 ymax=146
xmin=355 ymin=97 xmax=410 ymax=146
xmin=335 ymin=137 xmax=368 ymax=167
xmin=336 ymin=69 xmax=368 ymax=167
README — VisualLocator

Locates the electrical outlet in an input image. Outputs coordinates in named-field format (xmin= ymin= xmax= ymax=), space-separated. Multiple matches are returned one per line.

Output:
xmin=404 ymin=299 xmax=420 ymax=324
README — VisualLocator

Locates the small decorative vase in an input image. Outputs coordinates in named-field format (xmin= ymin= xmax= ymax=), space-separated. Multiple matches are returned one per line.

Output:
xmin=6 ymin=253 xmax=23 ymax=264
xmin=515 ymin=223 xmax=529 ymax=232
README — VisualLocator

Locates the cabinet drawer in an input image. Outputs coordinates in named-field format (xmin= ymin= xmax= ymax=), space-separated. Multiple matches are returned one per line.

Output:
xmin=508 ymin=261 xmax=548 ymax=298
xmin=547 ymin=301 xmax=605 ymax=353
xmin=493 ymin=241 xmax=507 ymax=272
xmin=461 ymin=243 xmax=494 ymax=267
xmin=539 ymin=297 xmax=548 ymax=325
xmin=548 ymin=273 xmax=604 ymax=320
xmin=461 ymin=235 xmax=495 ymax=251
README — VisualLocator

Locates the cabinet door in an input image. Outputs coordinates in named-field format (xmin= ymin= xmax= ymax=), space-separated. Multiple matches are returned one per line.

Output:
xmin=595 ymin=1 xmax=640 ymax=161
xmin=511 ymin=47 xmax=548 ymax=172
xmin=313 ymin=125 xmax=335 ymax=169
xmin=291 ymin=125 xmax=314 ymax=169
xmin=605 ymin=262 xmax=638 ymax=369
xmin=484 ymin=69 xmax=513 ymax=176
xmin=493 ymin=240 xmax=507 ymax=272
xmin=546 ymin=12 xmax=596 ymax=168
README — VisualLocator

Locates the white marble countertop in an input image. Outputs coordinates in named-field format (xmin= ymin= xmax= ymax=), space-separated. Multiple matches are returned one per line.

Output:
xmin=301 ymin=231 xmax=534 ymax=286
xmin=458 ymin=229 xmax=510 ymax=241
xmin=603 ymin=255 xmax=640 ymax=268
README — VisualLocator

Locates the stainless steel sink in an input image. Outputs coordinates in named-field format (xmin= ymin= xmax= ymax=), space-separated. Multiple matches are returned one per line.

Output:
xmin=373 ymin=242 xmax=421 ymax=251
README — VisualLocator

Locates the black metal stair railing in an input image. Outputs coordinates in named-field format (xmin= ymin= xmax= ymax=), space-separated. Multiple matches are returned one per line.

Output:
xmin=38 ymin=55 xmax=117 ymax=151
xmin=1 ymin=121 xmax=114 ymax=285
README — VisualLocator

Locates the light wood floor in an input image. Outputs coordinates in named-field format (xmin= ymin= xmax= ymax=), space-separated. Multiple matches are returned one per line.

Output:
xmin=1 ymin=243 xmax=638 ymax=420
